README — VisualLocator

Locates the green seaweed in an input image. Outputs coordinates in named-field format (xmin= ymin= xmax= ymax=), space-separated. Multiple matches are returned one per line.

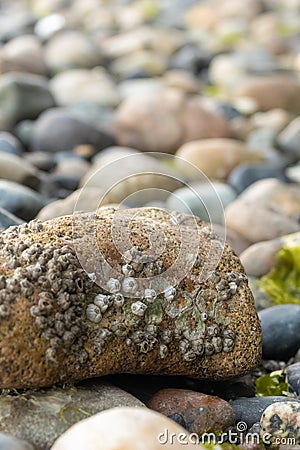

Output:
xmin=255 ymin=370 xmax=288 ymax=397
xmin=259 ymin=244 xmax=300 ymax=305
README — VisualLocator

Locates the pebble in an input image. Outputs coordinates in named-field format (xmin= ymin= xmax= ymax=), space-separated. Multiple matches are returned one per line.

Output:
xmin=251 ymin=109 xmax=291 ymax=133
xmin=114 ymin=91 xmax=231 ymax=153
xmin=166 ymin=181 xmax=237 ymax=225
xmin=0 ymin=207 xmax=24 ymax=230
xmin=231 ymin=397 xmax=300 ymax=428
xmin=212 ymin=224 xmax=251 ymax=256
xmin=54 ymin=158 xmax=91 ymax=181
xmin=259 ymin=305 xmax=300 ymax=361
xmin=30 ymin=108 xmax=115 ymax=153
xmin=0 ymin=433 xmax=34 ymax=450
xmin=80 ymin=149 xmax=182 ymax=204
xmin=277 ymin=117 xmax=300 ymax=160
xmin=176 ymin=138 xmax=263 ymax=180
xmin=286 ymin=362 xmax=300 ymax=397
xmin=0 ymin=132 xmax=23 ymax=156
xmin=0 ymin=180 xmax=46 ymax=221
xmin=0 ymin=208 xmax=261 ymax=388
xmin=148 ymin=388 xmax=235 ymax=435
xmin=260 ymin=401 xmax=300 ymax=445
xmin=51 ymin=407 xmax=203 ymax=450
xmin=225 ymin=179 xmax=300 ymax=243
xmin=0 ymin=382 xmax=144 ymax=450
xmin=50 ymin=68 xmax=120 ymax=107
xmin=240 ymin=239 xmax=282 ymax=277
xmin=37 ymin=186 xmax=105 ymax=220
xmin=44 ymin=30 xmax=101 ymax=74
xmin=0 ymin=72 xmax=55 ymax=129
xmin=228 ymin=164 xmax=290 ymax=195
xmin=0 ymin=152 xmax=40 ymax=189
xmin=24 ymin=151 xmax=57 ymax=172
xmin=233 ymin=75 xmax=300 ymax=114
xmin=0 ymin=34 xmax=47 ymax=76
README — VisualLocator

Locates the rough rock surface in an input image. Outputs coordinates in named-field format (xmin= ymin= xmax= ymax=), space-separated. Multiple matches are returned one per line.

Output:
xmin=0 ymin=208 xmax=261 ymax=388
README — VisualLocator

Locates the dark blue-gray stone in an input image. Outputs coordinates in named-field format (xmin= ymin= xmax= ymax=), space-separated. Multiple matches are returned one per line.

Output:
xmin=259 ymin=305 xmax=300 ymax=361
xmin=286 ymin=362 xmax=300 ymax=396
xmin=30 ymin=108 xmax=115 ymax=153
xmin=0 ymin=180 xmax=47 ymax=221
xmin=229 ymin=164 xmax=291 ymax=194
xmin=0 ymin=72 xmax=55 ymax=127
xmin=231 ymin=396 xmax=300 ymax=427
xmin=0 ymin=207 xmax=24 ymax=230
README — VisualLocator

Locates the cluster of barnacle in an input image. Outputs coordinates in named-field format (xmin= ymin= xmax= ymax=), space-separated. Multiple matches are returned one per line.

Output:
xmin=0 ymin=222 xmax=92 ymax=365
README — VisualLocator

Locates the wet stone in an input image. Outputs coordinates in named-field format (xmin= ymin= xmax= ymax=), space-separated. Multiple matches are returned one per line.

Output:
xmin=259 ymin=305 xmax=300 ymax=361
xmin=231 ymin=397 xmax=300 ymax=428
xmin=0 ymin=382 xmax=144 ymax=450
xmin=148 ymin=388 xmax=236 ymax=435
xmin=260 ymin=401 xmax=300 ymax=445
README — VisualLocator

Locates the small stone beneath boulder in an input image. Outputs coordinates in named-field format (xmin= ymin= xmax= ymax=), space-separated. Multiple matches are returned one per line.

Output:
xmin=148 ymin=388 xmax=235 ymax=435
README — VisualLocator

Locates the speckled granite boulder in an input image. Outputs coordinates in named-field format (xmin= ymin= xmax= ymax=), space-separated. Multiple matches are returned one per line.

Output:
xmin=0 ymin=208 xmax=261 ymax=388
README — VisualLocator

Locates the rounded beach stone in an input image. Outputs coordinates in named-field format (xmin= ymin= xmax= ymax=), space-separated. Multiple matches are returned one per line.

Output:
xmin=37 ymin=187 xmax=106 ymax=220
xmin=0 ymin=180 xmax=46 ymax=221
xmin=233 ymin=76 xmax=300 ymax=114
xmin=240 ymin=239 xmax=282 ymax=277
xmin=0 ymin=72 xmax=55 ymax=129
xmin=232 ymin=397 xmax=300 ymax=428
xmin=260 ymin=402 xmax=300 ymax=445
xmin=44 ymin=30 xmax=101 ymax=74
xmin=176 ymin=139 xmax=262 ymax=180
xmin=51 ymin=407 xmax=204 ymax=450
xmin=0 ymin=152 xmax=40 ymax=189
xmin=277 ymin=117 xmax=300 ymax=159
xmin=259 ymin=305 xmax=300 ymax=361
xmin=30 ymin=108 xmax=115 ymax=153
xmin=0 ymin=207 xmax=24 ymax=230
xmin=114 ymin=91 xmax=231 ymax=153
xmin=0 ymin=208 xmax=261 ymax=388
xmin=286 ymin=362 xmax=300 ymax=396
xmin=225 ymin=179 xmax=300 ymax=243
xmin=0 ymin=382 xmax=144 ymax=450
xmin=148 ymin=388 xmax=235 ymax=435
xmin=50 ymin=68 xmax=120 ymax=107
xmin=0 ymin=34 xmax=47 ymax=76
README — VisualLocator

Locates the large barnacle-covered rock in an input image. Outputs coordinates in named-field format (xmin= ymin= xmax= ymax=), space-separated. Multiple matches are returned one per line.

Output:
xmin=0 ymin=208 xmax=261 ymax=388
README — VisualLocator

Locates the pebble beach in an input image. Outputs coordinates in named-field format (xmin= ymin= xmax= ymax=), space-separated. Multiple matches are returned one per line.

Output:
xmin=0 ymin=0 xmax=299 ymax=449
